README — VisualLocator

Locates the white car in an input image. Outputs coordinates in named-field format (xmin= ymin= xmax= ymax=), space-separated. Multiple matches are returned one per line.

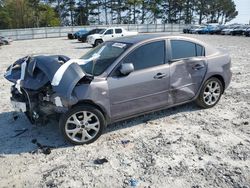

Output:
xmin=0 ymin=36 xmax=13 ymax=45
xmin=87 ymin=27 xmax=138 ymax=47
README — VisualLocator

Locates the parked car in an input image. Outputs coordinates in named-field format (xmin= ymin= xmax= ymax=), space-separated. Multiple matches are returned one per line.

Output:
xmin=208 ymin=25 xmax=225 ymax=35
xmin=201 ymin=25 xmax=215 ymax=34
xmin=190 ymin=26 xmax=207 ymax=34
xmin=68 ymin=29 xmax=88 ymax=39
xmin=245 ymin=27 xmax=250 ymax=37
xmin=0 ymin=36 xmax=13 ymax=45
xmin=220 ymin=27 xmax=232 ymax=35
xmin=78 ymin=28 xmax=105 ymax=42
xmin=220 ymin=26 xmax=243 ymax=35
xmin=0 ymin=40 xmax=4 ymax=46
xmin=4 ymin=34 xmax=232 ymax=145
xmin=230 ymin=26 xmax=246 ymax=36
xmin=87 ymin=27 xmax=138 ymax=47
xmin=183 ymin=25 xmax=200 ymax=34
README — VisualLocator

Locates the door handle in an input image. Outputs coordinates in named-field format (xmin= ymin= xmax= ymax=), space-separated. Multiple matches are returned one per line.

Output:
xmin=192 ymin=64 xmax=205 ymax=70
xmin=154 ymin=73 xmax=166 ymax=79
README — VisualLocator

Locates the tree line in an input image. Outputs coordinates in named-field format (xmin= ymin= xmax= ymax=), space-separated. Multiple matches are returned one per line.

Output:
xmin=0 ymin=0 xmax=238 ymax=29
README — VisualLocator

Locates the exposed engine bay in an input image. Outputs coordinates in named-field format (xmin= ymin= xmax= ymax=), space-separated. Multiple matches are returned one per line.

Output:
xmin=4 ymin=55 xmax=93 ymax=124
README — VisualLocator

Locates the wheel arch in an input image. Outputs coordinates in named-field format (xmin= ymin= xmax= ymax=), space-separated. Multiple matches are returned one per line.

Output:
xmin=72 ymin=100 xmax=110 ymax=123
xmin=95 ymin=38 xmax=103 ymax=43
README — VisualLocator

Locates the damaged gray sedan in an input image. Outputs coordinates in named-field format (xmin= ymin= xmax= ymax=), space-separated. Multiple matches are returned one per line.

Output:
xmin=4 ymin=34 xmax=232 ymax=145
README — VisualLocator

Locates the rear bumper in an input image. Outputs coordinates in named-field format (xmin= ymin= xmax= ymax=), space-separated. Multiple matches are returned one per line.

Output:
xmin=224 ymin=69 xmax=232 ymax=90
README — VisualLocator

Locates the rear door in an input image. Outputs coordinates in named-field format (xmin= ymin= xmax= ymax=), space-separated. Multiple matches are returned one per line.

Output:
xmin=108 ymin=40 xmax=170 ymax=120
xmin=169 ymin=39 xmax=207 ymax=104
xmin=114 ymin=28 xmax=123 ymax=37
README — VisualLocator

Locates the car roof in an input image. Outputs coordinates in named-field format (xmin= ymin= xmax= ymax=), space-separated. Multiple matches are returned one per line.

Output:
xmin=110 ymin=34 xmax=168 ymax=44
xmin=110 ymin=34 xmax=204 ymax=45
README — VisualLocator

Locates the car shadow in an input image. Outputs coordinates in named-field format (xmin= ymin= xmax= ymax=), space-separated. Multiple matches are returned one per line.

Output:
xmin=0 ymin=112 xmax=69 ymax=155
xmin=71 ymin=39 xmax=83 ymax=44
xmin=75 ymin=46 xmax=92 ymax=49
xmin=0 ymin=102 xmax=200 ymax=155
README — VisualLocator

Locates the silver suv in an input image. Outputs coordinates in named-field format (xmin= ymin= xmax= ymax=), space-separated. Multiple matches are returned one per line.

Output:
xmin=4 ymin=34 xmax=232 ymax=145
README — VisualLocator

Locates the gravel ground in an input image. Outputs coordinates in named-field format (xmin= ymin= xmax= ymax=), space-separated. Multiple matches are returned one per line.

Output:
xmin=0 ymin=35 xmax=249 ymax=188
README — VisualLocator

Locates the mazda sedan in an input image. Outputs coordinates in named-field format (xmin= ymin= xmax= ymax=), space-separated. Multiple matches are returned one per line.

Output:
xmin=4 ymin=34 xmax=232 ymax=145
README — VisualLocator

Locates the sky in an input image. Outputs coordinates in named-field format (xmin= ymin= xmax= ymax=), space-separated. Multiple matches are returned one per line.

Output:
xmin=231 ymin=0 xmax=250 ymax=24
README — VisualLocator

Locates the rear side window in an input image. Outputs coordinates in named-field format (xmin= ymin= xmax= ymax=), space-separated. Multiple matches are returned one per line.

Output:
xmin=123 ymin=41 xmax=165 ymax=71
xmin=115 ymin=29 xmax=122 ymax=34
xmin=196 ymin=44 xmax=204 ymax=56
xmin=171 ymin=40 xmax=204 ymax=59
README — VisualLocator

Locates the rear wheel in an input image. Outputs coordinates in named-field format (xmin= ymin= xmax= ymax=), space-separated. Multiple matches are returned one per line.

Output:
xmin=196 ymin=77 xmax=223 ymax=108
xmin=59 ymin=104 xmax=106 ymax=145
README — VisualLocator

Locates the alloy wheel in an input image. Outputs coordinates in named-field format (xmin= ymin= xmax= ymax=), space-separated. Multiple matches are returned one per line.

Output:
xmin=203 ymin=80 xmax=221 ymax=106
xmin=65 ymin=111 xmax=100 ymax=143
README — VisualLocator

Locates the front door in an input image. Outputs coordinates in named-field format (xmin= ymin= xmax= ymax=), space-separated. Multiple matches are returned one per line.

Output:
xmin=103 ymin=29 xmax=114 ymax=41
xmin=107 ymin=40 xmax=170 ymax=120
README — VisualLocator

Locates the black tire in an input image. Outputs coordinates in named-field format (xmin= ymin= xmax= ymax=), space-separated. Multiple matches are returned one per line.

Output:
xmin=196 ymin=77 xmax=223 ymax=109
xmin=94 ymin=39 xmax=103 ymax=47
xmin=59 ymin=104 xmax=106 ymax=145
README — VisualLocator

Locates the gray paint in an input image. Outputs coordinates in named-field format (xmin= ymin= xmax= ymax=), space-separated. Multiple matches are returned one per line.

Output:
xmin=4 ymin=34 xmax=232 ymax=124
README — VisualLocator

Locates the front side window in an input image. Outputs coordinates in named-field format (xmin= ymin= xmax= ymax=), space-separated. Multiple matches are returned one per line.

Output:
xmin=171 ymin=40 xmax=205 ymax=59
xmin=104 ymin=29 xmax=113 ymax=35
xmin=123 ymin=41 xmax=165 ymax=71
xmin=80 ymin=42 xmax=131 ymax=76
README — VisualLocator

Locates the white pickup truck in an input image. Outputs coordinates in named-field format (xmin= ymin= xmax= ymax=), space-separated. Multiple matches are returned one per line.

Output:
xmin=87 ymin=27 xmax=138 ymax=47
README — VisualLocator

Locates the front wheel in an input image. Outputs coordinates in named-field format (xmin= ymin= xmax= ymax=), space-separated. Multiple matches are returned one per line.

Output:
xmin=93 ymin=39 xmax=103 ymax=47
xmin=59 ymin=104 xmax=106 ymax=145
xmin=196 ymin=77 xmax=223 ymax=108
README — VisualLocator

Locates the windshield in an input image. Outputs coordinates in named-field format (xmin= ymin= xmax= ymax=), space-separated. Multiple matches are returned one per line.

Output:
xmin=80 ymin=41 xmax=132 ymax=76
xmin=98 ymin=29 xmax=106 ymax=34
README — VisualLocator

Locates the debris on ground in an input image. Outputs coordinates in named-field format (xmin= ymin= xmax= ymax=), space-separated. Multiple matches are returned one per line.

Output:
xmin=30 ymin=139 xmax=54 ymax=155
xmin=129 ymin=179 xmax=139 ymax=187
xmin=93 ymin=158 xmax=109 ymax=165
xmin=121 ymin=139 xmax=130 ymax=146
xmin=12 ymin=113 xmax=19 ymax=121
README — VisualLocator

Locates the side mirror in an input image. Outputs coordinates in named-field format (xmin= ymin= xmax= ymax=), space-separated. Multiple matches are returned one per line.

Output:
xmin=119 ymin=63 xmax=134 ymax=75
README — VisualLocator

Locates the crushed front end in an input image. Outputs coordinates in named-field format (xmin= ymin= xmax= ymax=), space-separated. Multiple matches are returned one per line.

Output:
xmin=4 ymin=55 xmax=89 ymax=124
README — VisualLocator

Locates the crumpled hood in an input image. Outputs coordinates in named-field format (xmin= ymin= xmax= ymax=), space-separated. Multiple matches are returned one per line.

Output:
xmin=4 ymin=55 xmax=89 ymax=100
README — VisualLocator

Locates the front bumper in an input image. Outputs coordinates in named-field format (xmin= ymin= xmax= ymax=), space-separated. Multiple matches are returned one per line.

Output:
xmin=87 ymin=37 xmax=95 ymax=45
